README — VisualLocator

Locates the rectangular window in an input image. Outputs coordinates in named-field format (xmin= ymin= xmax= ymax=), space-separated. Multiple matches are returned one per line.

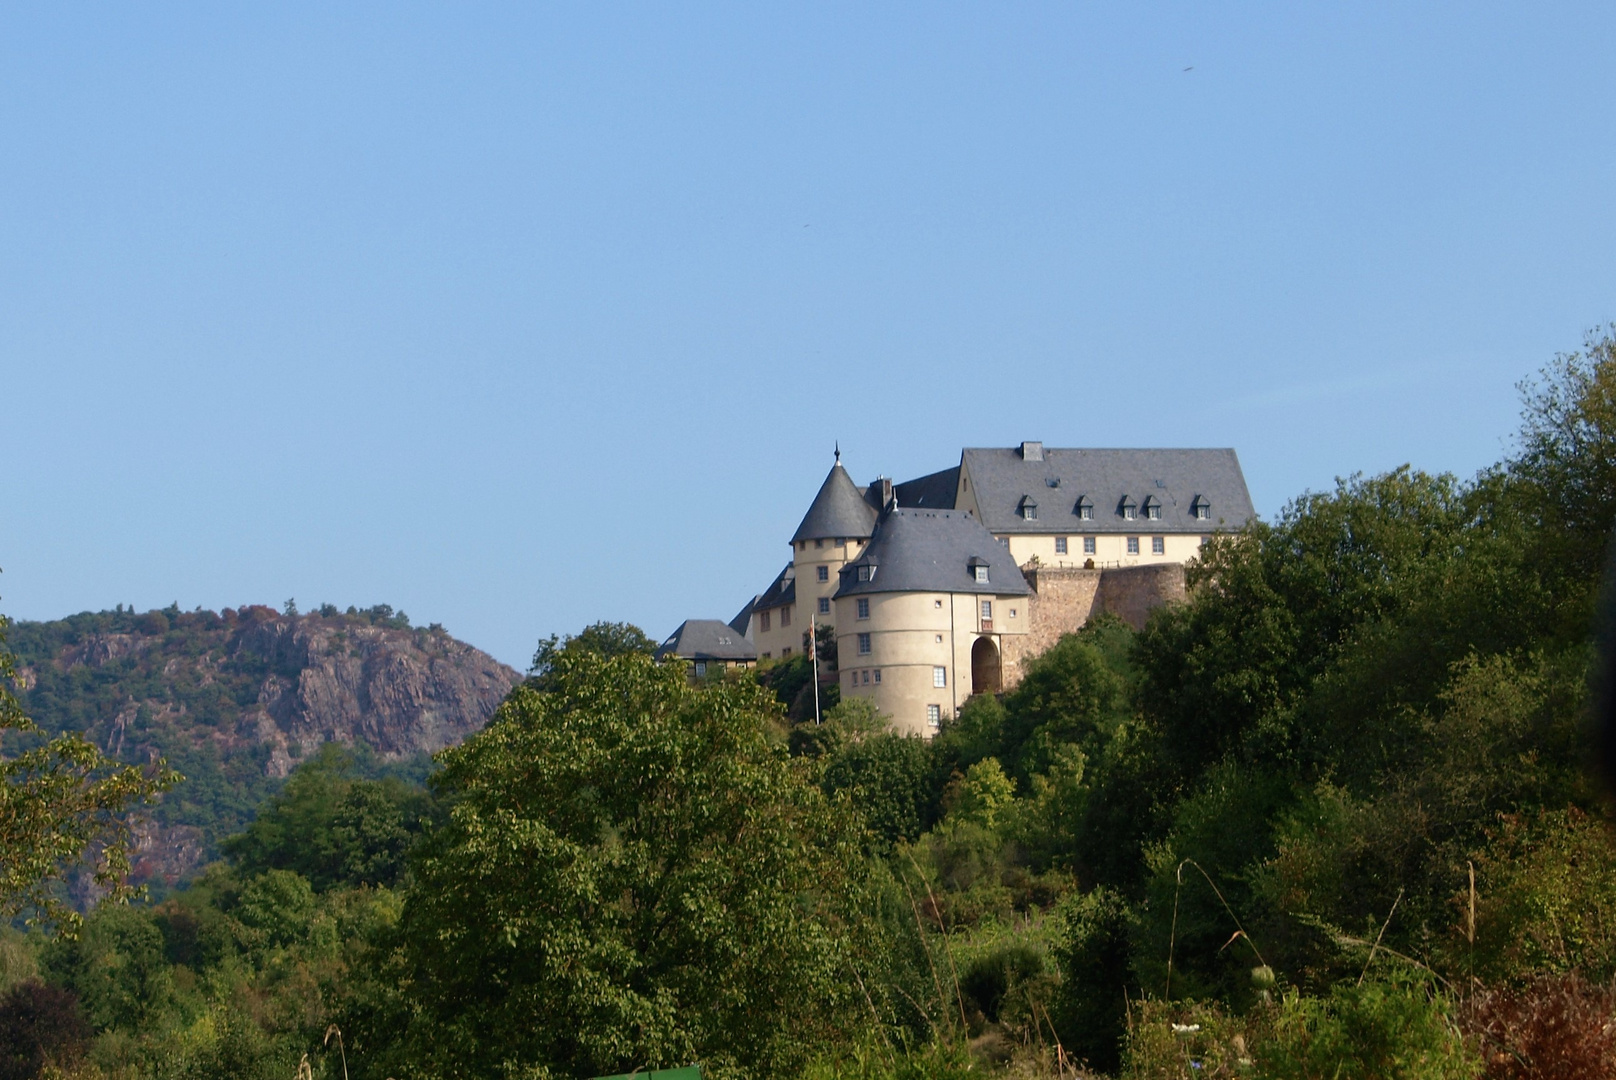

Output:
xmin=760 ymin=610 xmax=771 ymax=632
xmin=1023 ymin=505 xmax=1037 ymax=521
xmin=816 ymin=565 xmax=829 ymax=582
xmin=814 ymin=538 xmax=823 ymax=549
xmin=1083 ymin=537 xmax=1097 ymax=554
xmin=781 ymin=646 xmax=792 ymax=656
xmin=980 ymin=600 xmax=992 ymax=619
xmin=1080 ymin=505 xmax=1093 ymax=520
xmin=1147 ymin=506 xmax=1161 ymax=520
xmin=762 ymin=652 xmax=771 ymax=660
xmin=1196 ymin=506 xmax=1210 ymax=521
xmin=974 ymin=566 xmax=989 ymax=583
xmin=927 ymin=704 xmax=942 ymax=728
xmin=934 ymin=599 xmax=943 ymax=608
xmin=862 ymin=670 xmax=870 ymax=684
xmin=1124 ymin=507 xmax=1136 ymax=521
xmin=874 ymin=669 xmax=881 ymax=684
xmin=857 ymin=565 xmax=874 ymax=582
xmin=858 ymin=632 xmax=872 ymax=655
xmin=933 ymin=666 xmax=947 ymax=688
xmin=935 ymin=634 xmax=944 ymax=643
xmin=856 ymin=598 xmax=870 ymax=619
xmin=847 ymin=671 xmax=855 ymax=686
xmin=1055 ymin=537 xmax=1068 ymax=554
xmin=818 ymin=597 xmax=830 ymax=615
xmin=1152 ymin=536 xmax=1165 ymax=555
xmin=781 ymin=606 xmax=791 ymax=627
xmin=694 ymin=662 xmax=707 ymax=676
xmin=1127 ymin=537 xmax=1140 ymax=555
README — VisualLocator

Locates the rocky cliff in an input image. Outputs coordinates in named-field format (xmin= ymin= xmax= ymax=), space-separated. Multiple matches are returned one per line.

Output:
xmin=9 ymin=604 xmax=522 ymax=888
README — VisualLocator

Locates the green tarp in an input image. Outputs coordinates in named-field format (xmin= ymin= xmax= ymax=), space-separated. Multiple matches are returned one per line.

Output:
xmin=591 ymin=1068 xmax=701 ymax=1080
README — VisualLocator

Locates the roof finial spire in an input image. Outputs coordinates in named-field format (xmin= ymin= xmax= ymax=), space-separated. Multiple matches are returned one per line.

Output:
xmin=834 ymin=441 xmax=840 ymax=464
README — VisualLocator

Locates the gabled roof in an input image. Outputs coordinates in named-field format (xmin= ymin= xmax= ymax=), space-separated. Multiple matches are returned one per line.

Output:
xmin=728 ymin=596 xmax=757 ymax=639
xmin=835 ymin=508 xmax=1031 ymax=598
xmin=793 ymin=460 xmax=880 ymax=543
xmin=962 ymin=447 xmax=1255 ymax=534
xmin=753 ymin=563 xmax=795 ymax=612
xmin=895 ymin=466 xmax=960 ymax=509
xmin=654 ymin=620 xmax=758 ymax=662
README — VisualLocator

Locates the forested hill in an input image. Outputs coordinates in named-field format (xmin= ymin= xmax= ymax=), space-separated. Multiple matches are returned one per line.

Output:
xmin=7 ymin=603 xmax=520 ymax=891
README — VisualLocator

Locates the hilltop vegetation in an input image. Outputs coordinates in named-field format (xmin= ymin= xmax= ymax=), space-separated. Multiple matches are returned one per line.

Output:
xmin=2 ymin=329 xmax=1616 ymax=1079
xmin=6 ymin=603 xmax=517 ymax=894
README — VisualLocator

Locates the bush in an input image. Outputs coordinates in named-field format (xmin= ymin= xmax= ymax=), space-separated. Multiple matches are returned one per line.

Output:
xmin=0 ymin=981 xmax=90 ymax=1080
xmin=1461 ymin=973 xmax=1616 ymax=1079
xmin=1256 ymin=976 xmax=1479 ymax=1080
xmin=1050 ymin=887 xmax=1136 ymax=1072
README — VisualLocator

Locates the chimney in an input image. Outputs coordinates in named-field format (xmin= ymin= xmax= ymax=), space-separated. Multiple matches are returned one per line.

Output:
xmin=1020 ymin=441 xmax=1044 ymax=461
xmin=867 ymin=476 xmax=894 ymax=510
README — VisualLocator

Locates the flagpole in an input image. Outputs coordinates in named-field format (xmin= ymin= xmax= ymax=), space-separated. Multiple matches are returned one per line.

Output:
xmin=810 ymin=609 xmax=822 ymax=724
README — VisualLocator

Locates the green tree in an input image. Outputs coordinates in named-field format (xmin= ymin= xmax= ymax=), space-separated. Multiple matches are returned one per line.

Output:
xmin=391 ymin=647 xmax=871 ymax=1079
xmin=0 ymin=606 xmax=176 ymax=932
xmin=528 ymin=620 xmax=656 ymax=686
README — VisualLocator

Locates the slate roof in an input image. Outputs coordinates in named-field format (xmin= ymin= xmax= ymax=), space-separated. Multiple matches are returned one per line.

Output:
xmin=793 ymin=461 xmax=880 ymax=543
xmin=728 ymin=596 xmax=756 ymax=639
xmin=894 ymin=466 xmax=960 ymax=509
xmin=961 ymin=447 xmax=1255 ymax=534
xmin=753 ymin=563 xmax=795 ymax=612
xmin=835 ymin=508 xmax=1031 ymax=599
xmin=654 ymin=619 xmax=759 ymax=662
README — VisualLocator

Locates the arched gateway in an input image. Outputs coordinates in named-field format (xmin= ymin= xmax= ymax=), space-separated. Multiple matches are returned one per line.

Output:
xmin=971 ymin=636 xmax=1002 ymax=696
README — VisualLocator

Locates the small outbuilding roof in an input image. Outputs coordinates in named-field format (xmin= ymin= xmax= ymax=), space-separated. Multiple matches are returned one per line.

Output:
xmin=835 ymin=508 xmax=1031 ymax=599
xmin=792 ymin=460 xmax=880 ymax=543
xmin=655 ymin=620 xmax=758 ymax=663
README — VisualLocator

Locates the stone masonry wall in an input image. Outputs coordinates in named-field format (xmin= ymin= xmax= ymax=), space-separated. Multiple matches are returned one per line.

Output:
xmin=999 ymin=562 xmax=1187 ymax=689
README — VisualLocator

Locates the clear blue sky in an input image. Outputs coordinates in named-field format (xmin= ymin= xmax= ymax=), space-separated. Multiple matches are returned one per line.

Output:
xmin=3 ymin=4 xmax=1613 ymax=669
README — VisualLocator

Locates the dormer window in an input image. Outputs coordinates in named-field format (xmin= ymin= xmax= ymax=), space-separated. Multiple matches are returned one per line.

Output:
xmin=857 ymin=564 xmax=876 ymax=583
xmin=1191 ymin=495 xmax=1211 ymax=521
xmin=1075 ymin=496 xmax=1093 ymax=521
xmin=1143 ymin=495 xmax=1161 ymax=521
xmin=1120 ymin=497 xmax=1138 ymax=521
xmin=1018 ymin=496 xmax=1038 ymax=521
xmin=969 ymin=556 xmax=990 ymax=584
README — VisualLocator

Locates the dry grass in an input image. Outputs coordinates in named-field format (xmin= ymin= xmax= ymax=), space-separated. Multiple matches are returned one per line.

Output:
xmin=1461 ymin=973 xmax=1616 ymax=1079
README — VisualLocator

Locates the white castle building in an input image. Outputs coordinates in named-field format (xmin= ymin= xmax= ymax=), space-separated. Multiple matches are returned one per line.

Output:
xmin=658 ymin=442 xmax=1254 ymax=736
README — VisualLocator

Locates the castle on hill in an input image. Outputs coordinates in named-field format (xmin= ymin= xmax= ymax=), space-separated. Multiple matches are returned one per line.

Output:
xmin=657 ymin=441 xmax=1255 ymax=737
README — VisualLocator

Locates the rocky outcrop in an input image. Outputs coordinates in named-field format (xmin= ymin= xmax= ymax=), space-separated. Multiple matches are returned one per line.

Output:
xmin=13 ymin=606 xmax=523 ymax=889
xmin=234 ymin=616 xmax=519 ymax=776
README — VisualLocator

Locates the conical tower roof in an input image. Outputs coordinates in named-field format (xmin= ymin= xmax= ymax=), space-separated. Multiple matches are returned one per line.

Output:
xmin=792 ymin=458 xmax=880 ymax=543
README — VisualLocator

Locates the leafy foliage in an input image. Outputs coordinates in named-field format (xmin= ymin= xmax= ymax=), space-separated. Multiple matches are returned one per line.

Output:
xmin=389 ymin=648 xmax=873 ymax=1079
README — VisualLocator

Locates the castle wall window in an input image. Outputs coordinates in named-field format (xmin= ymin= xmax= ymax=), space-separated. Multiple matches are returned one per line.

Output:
xmin=814 ymin=538 xmax=823 ymax=549
xmin=862 ymin=670 xmax=870 ymax=684
xmin=927 ymin=704 xmax=942 ymax=729
xmin=874 ymin=669 xmax=881 ymax=684
xmin=781 ymin=607 xmax=791 ymax=627
xmin=760 ymin=610 xmax=771 ymax=632
xmin=858 ymin=632 xmax=872 ymax=654
xmin=856 ymin=598 xmax=870 ymax=619
xmin=1152 ymin=536 xmax=1165 ymax=555
xmin=1055 ymin=537 xmax=1068 ymax=554
xmin=981 ymin=600 xmax=992 ymax=619
xmin=781 ymin=646 xmax=792 ymax=656
xmin=1083 ymin=537 xmax=1096 ymax=554
xmin=817 ymin=566 xmax=829 ymax=582
xmin=935 ymin=634 xmax=944 ymax=643
xmin=818 ymin=597 xmax=830 ymax=615
xmin=934 ymin=599 xmax=943 ymax=608
xmin=1127 ymin=537 xmax=1140 ymax=555
xmin=934 ymin=666 xmax=947 ymax=688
